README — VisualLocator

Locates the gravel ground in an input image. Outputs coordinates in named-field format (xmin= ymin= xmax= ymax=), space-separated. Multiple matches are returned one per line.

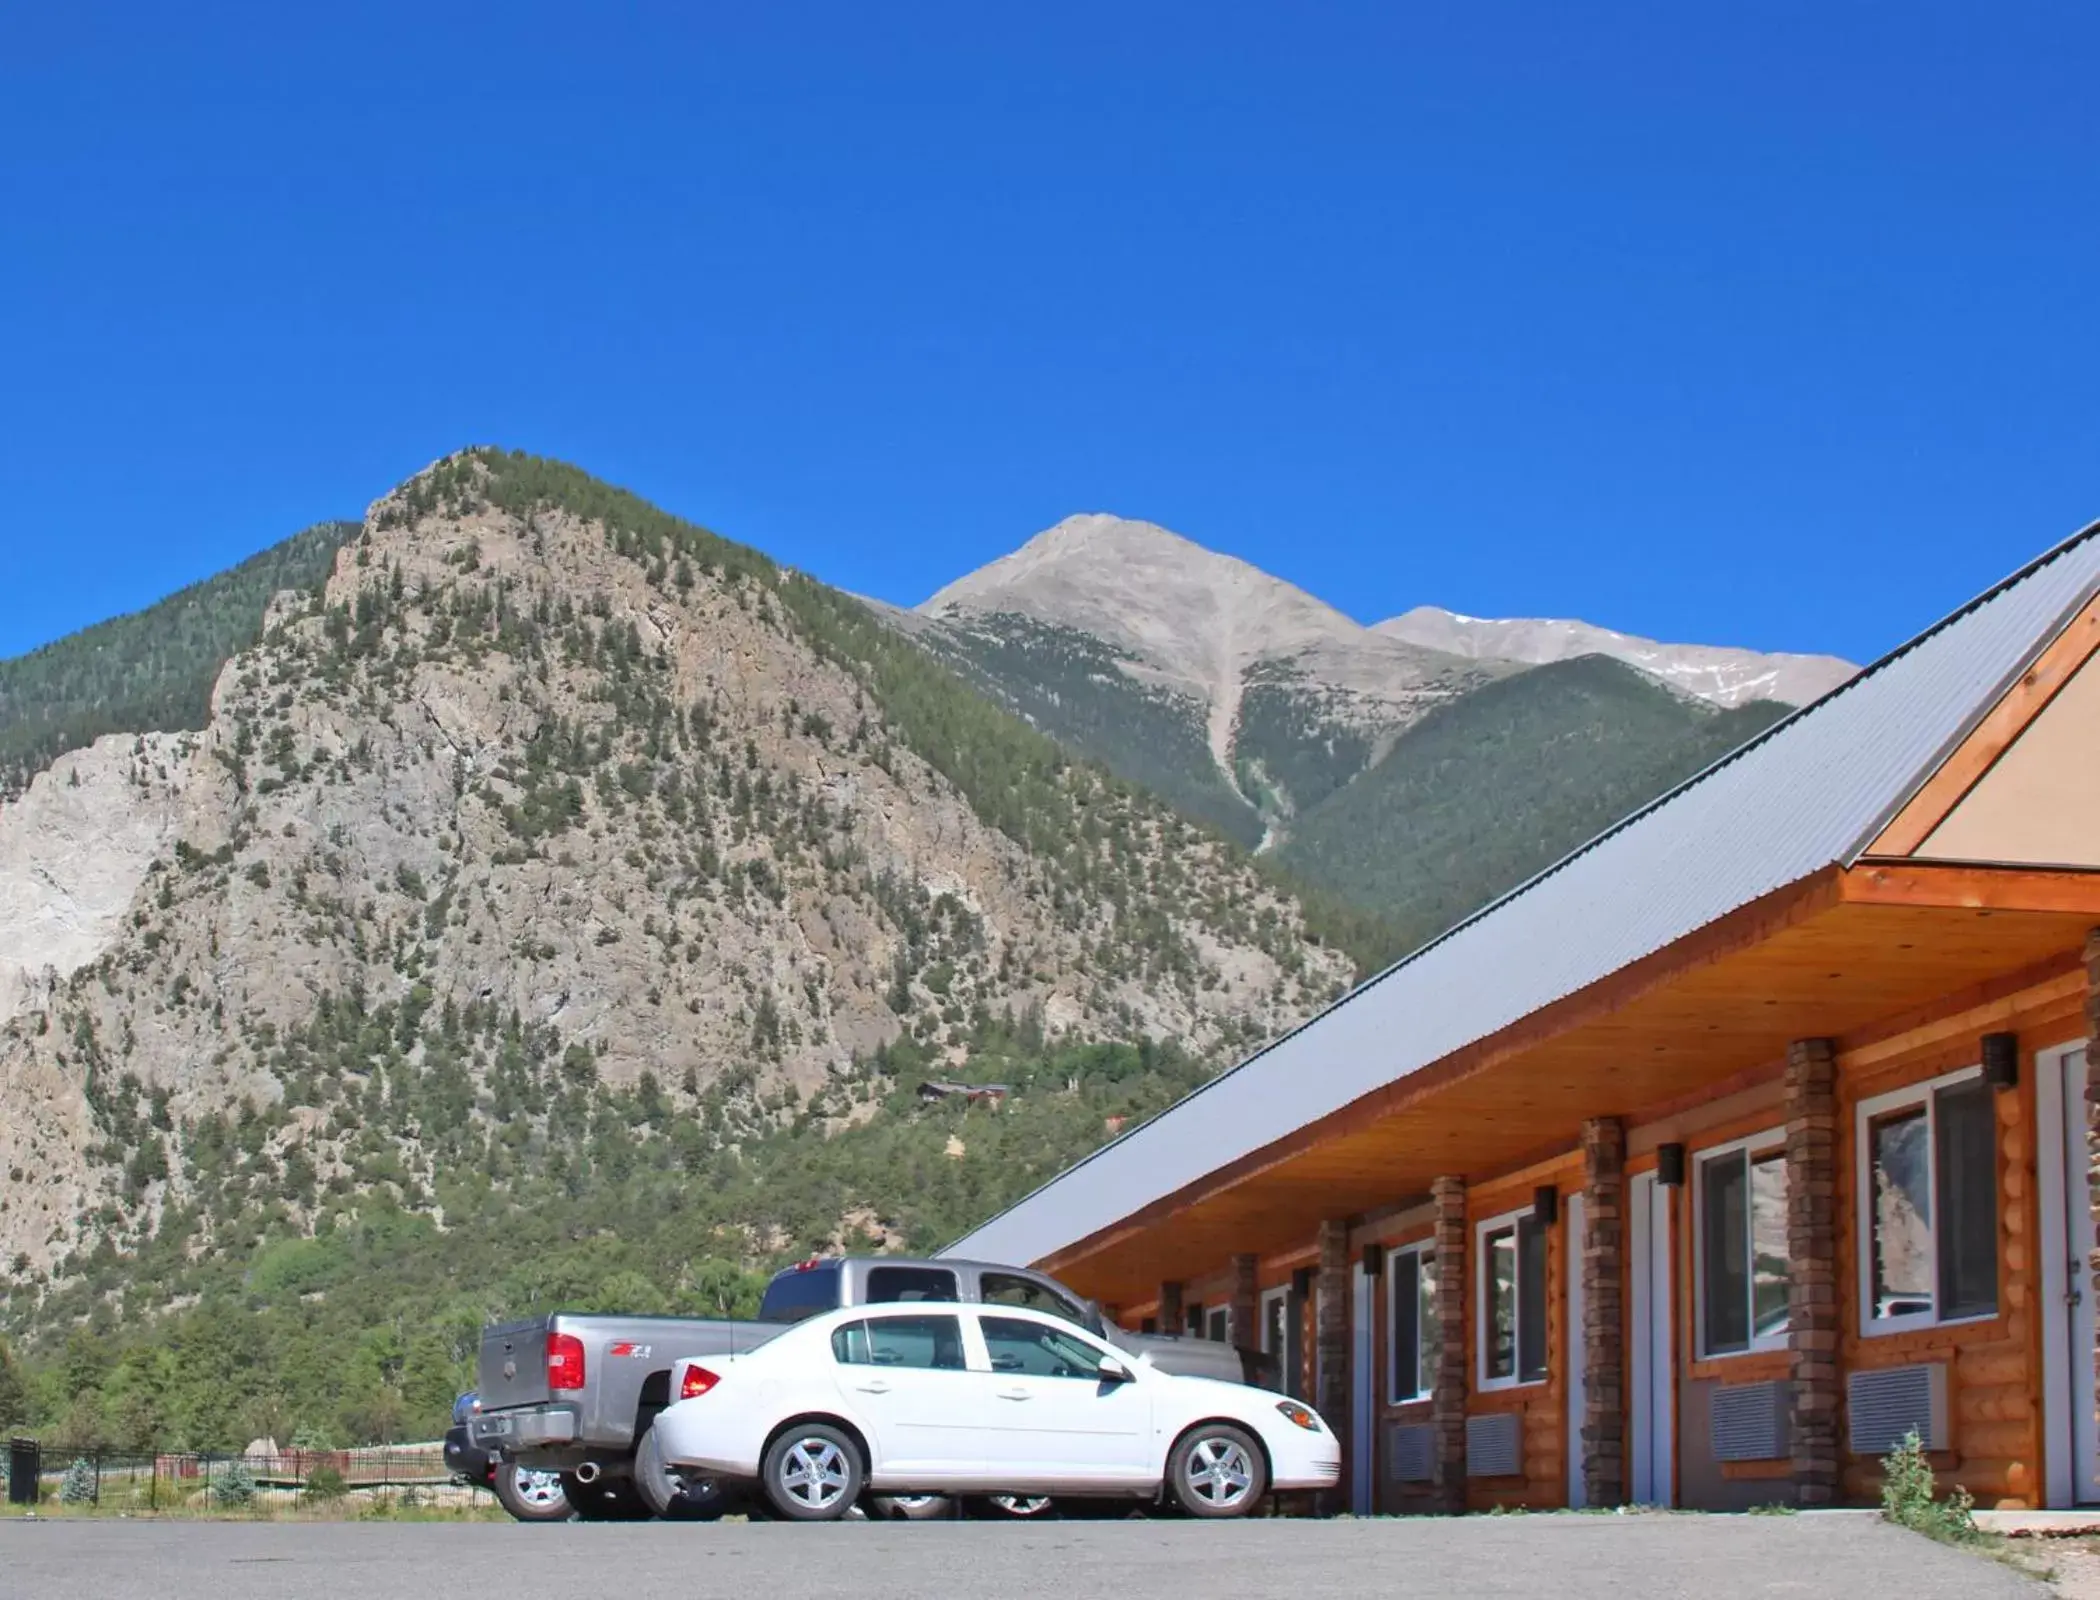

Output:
xmin=0 ymin=1511 xmax=2039 ymax=1600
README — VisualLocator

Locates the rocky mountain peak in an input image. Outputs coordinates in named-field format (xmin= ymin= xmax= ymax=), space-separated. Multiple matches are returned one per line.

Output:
xmin=1375 ymin=605 xmax=1857 ymax=709
xmin=917 ymin=514 xmax=1487 ymax=790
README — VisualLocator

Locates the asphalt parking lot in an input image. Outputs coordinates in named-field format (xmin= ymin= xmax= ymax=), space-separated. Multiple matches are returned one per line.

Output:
xmin=0 ymin=1512 xmax=2035 ymax=1600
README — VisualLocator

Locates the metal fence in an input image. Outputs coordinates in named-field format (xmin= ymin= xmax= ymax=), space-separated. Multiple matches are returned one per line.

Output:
xmin=4 ymin=1437 xmax=477 ymax=1513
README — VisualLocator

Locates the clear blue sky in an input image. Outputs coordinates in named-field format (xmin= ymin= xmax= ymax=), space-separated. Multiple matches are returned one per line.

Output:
xmin=3 ymin=2 xmax=2095 ymax=664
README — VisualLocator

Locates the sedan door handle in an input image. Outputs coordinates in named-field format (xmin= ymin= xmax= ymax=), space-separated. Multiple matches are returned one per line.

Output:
xmin=996 ymin=1388 xmax=1032 ymax=1401
xmin=855 ymin=1380 xmax=892 ymax=1395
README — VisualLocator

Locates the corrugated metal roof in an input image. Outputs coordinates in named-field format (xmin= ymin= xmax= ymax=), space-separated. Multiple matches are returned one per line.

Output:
xmin=947 ymin=524 xmax=2100 ymax=1269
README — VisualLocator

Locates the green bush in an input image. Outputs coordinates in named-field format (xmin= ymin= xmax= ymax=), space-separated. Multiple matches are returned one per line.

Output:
xmin=212 ymin=1460 xmax=258 ymax=1507
xmin=58 ymin=1457 xmax=96 ymax=1505
xmin=1879 ymin=1429 xmax=1978 ymax=1545
xmin=302 ymin=1464 xmax=346 ymax=1502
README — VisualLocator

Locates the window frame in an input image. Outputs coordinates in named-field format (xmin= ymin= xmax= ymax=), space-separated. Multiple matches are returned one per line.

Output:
xmin=1475 ymin=1205 xmax=1549 ymax=1392
xmin=1204 ymin=1305 xmax=1230 ymax=1344
xmin=1386 ymin=1239 xmax=1438 ymax=1405
xmin=1259 ymin=1285 xmax=1289 ymax=1356
xmin=1691 ymin=1126 xmax=1791 ymax=1360
xmin=1854 ymin=1064 xmax=1997 ymax=1338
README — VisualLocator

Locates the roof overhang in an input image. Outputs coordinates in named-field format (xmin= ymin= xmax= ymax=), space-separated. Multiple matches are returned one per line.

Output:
xmin=1041 ymin=861 xmax=2100 ymax=1305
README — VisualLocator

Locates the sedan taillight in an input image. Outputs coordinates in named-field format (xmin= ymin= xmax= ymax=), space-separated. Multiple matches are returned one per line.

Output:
xmin=679 ymin=1365 xmax=721 ymax=1400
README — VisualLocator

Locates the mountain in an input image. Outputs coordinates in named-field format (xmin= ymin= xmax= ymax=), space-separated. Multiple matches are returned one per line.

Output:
xmin=915 ymin=515 xmax=1507 ymax=847
xmin=1375 ymin=605 xmax=1856 ymax=710
xmin=0 ymin=522 xmax=360 ymax=800
xmin=0 ymin=452 xmax=1352 ymax=1449
xmin=901 ymin=515 xmax=1850 ymax=970
xmin=1273 ymin=655 xmax=1792 ymax=952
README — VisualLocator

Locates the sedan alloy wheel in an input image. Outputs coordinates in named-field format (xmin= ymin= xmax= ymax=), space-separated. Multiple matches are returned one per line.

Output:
xmin=1170 ymin=1424 xmax=1267 ymax=1519
xmin=761 ymin=1424 xmax=865 ymax=1522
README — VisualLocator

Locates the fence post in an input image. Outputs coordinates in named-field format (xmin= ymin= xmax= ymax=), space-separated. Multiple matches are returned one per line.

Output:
xmin=93 ymin=1448 xmax=102 ymax=1506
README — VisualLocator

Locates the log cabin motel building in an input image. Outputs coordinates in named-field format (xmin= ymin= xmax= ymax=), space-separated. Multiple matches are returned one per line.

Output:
xmin=948 ymin=524 xmax=2100 ymax=1514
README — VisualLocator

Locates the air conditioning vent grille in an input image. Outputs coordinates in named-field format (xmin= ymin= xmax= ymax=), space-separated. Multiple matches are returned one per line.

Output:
xmin=1847 ymin=1363 xmax=1949 ymax=1455
xmin=1466 ymin=1412 xmax=1522 ymax=1478
xmin=1711 ymin=1380 xmax=1791 ymax=1462
xmin=1388 ymin=1422 xmax=1435 ymax=1483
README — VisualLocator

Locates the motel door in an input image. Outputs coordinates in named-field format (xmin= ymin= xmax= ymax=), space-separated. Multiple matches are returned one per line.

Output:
xmin=2043 ymin=1044 xmax=2100 ymax=1504
xmin=1628 ymin=1171 xmax=1675 ymax=1507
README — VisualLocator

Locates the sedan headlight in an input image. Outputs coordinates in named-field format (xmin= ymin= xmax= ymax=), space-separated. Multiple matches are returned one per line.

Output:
xmin=1275 ymin=1400 xmax=1322 ymax=1433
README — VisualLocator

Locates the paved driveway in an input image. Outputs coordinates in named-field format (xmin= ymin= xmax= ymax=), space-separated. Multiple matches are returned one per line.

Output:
xmin=0 ymin=1512 xmax=2036 ymax=1600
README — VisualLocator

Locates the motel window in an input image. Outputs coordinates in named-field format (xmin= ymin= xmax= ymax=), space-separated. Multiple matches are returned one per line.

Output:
xmin=1205 ymin=1305 xmax=1231 ymax=1343
xmin=1387 ymin=1242 xmax=1439 ymax=1404
xmin=1260 ymin=1287 xmax=1289 ymax=1358
xmin=1857 ymin=1067 xmax=1998 ymax=1334
xmin=1695 ymin=1131 xmax=1791 ymax=1357
xmin=1477 ymin=1209 xmax=1548 ymax=1388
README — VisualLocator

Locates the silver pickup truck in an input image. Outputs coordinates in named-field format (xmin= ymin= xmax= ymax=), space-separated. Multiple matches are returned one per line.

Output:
xmin=469 ymin=1255 xmax=1272 ymax=1520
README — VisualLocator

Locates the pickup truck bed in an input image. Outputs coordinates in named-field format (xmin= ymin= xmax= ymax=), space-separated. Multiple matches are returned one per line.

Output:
xmin=472 ymin=1313 xmax=789 ymax=1471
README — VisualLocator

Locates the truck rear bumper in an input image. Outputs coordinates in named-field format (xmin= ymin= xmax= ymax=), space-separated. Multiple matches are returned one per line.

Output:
xmin=469 ymin=1404 xmax=581 ymax=1454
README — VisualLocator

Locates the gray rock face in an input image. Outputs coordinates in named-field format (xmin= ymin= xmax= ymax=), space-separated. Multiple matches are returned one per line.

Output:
xmin=0 ymin=468 xmax=1350 ymax=1274
xmin=0 ymin=732 xmax=199 ymax=1026
xmin=1375 ymin=606 xmax=1857 ymax=709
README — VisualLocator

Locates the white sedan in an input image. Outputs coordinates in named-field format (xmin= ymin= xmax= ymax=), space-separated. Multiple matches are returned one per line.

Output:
xmin=650 ymin=1301 xmax=1339 ymax=1521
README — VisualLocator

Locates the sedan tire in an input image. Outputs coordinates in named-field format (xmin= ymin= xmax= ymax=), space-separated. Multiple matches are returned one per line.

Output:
xmin=1167 ymin=1423 xmax=1267 ymax=1519
xmin=492 ymin=1463 xmax=574 ymax=1523
xmin=633 ymin=1423 xmax=730 ymax=1521
xmin=760 ymin=1423 xmax=865 ymax=1522
xmin=969 ymin=1495 xmax=1057 ymax=1520
xmin=868 ymin=1494 xmax=955 ymax=1521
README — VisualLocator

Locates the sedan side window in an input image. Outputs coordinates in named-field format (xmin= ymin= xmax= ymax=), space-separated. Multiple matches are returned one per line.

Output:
xmin=981 ymin=1316 xmax=1112 ymax=1380
xmin=836 ymin=1313 xmax=967 ymax=1371
xmin=980 ymin=1272 xmax=1088 ymax=1328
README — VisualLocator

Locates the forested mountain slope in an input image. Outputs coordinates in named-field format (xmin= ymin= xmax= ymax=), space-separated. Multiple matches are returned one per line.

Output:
xmin=0 ymin=521 xmax=358 ymax=799
xmin=0 ymin=450 xmax=1351 ymax=1449
xmin=1274 ymin=654 xmax=1791 ymax=953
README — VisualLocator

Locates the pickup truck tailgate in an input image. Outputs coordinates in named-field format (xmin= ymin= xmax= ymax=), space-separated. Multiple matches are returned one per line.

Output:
xmin=478 ymin=1316 xmax=554 ymax=1413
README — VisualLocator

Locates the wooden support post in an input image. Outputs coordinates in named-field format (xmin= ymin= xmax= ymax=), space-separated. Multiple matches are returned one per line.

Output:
xmin=1158 ymin=1280 xmax=1184 ymax=1335
xmin=1786 ymin=1037 xmax=1841 ymax=1507
xmin=1431 ymin=1175 xmax=1469 ymax=1513
xmin=1230 ymin=1253 xmax=1259 ymax=1350
xmin=1316 ymin=1219 xmax=1351 ymax=1510
xmin=1581 ymin=1117 xmax=1627 ymax=1508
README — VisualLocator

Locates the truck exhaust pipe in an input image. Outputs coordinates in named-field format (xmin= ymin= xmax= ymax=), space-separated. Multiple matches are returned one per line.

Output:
xmin=572 ymin=1460 xmax=602 ymax=1485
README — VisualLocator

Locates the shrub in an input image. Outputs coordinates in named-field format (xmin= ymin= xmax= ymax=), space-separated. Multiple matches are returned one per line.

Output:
xmin=58 ymin=1458 xmax=96 ymax=1505
xmin=1879 ymin=1430 xmax=1978 ymax=1545
xmin=302 ymin=1464 xmax=346 ymax=1502
xmin=212 ymin=1460 xmax=258 ymax=1508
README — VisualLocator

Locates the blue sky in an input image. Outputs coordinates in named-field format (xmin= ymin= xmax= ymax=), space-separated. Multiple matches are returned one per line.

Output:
xmin=2 ymin=2 xmax=2094 ymax=664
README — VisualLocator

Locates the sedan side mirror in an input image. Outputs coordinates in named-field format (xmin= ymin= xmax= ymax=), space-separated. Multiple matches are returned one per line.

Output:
xmin=1098 ymin=1356 xmax=1133 ymax=1384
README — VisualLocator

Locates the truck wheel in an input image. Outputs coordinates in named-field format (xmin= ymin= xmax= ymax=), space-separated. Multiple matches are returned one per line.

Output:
xmin=760 ymin=1424 xmax=864 ymax=1521
xmin=634 ymin=1423 xmax=728 ymax=1521
xmin=493 ymin=1464 xmax=574 ymax=1523
xmin=1168 ymin=1423 xmax=1267 ymax=1519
